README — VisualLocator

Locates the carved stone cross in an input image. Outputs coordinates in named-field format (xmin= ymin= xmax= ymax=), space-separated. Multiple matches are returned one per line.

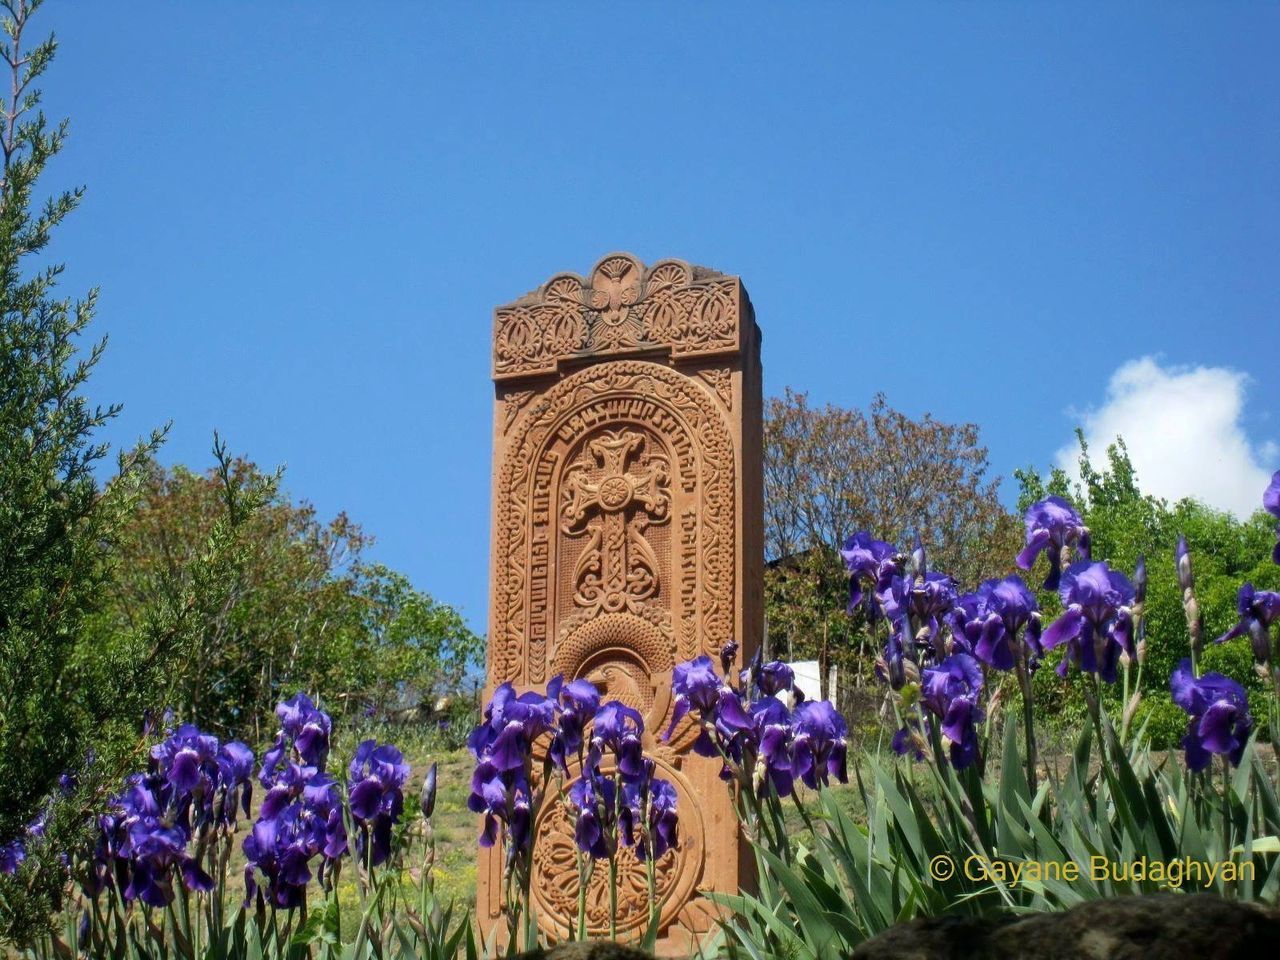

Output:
xmin=561 ymin=429 xmax=670 ymax=616
xmin=485 ymin=253 xmax=762 ymax=953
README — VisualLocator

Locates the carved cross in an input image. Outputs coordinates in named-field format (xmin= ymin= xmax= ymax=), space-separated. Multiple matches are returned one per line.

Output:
xmin=561 ymin=430 xmax=670 ymax=615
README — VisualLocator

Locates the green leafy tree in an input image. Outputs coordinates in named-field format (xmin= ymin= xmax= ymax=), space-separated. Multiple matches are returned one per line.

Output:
xmin=1016 ymin=435 xmax=1278 ymax=744
xmin=85 ymin=457 xmax=483 ymax=741
xmin=0 ymin=0 xmax=168 ymax=937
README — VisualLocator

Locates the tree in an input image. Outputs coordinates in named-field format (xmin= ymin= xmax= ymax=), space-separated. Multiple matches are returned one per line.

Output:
xmin=1017 ymin=436 xmax=1278 ymax=742
xmin=83 ymin=457 xmax=483 ymax=740
xmin=0 ymin=0 xmax=164 ymax=936
xmin=763 ymin=389 xmax=1020 ymax=710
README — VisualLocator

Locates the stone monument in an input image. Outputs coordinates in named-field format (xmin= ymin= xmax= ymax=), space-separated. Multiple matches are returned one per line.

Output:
xmin=481 ymin=253 xmax=763 ymax=952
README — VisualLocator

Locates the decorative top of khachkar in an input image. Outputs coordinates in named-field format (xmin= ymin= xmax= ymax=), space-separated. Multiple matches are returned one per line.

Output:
xmin=483 ymin=253 xmax=762 ymax=955
xmin=493 ymin=253 xmax=751 ymax=380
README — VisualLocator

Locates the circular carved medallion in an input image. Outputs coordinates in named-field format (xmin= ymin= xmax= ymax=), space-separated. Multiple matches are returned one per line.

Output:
xmin=530 ymin=756 xmax=703 ymax=940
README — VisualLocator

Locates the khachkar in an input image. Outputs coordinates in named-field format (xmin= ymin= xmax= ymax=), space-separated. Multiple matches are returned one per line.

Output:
xmin=481 ymin=253 xmax=763 ymax=952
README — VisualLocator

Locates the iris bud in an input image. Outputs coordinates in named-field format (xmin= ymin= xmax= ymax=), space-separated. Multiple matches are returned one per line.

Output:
xmin=719 ymin=639 xmax=739 ymax=676
xmin=420 ymin=762 xmax=438 ymax=821
xmin=1176 ymin=535 xmax=1194 ymax=593
xmin=1250 ymin=619 xmax=1271 ymax=667
xmin=1123 ymin=690 xmax=1142 ymax=730
xmin=887 ymin=654 xmax=906 ymax=690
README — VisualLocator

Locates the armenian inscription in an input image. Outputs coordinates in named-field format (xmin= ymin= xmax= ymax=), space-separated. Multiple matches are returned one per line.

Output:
xmin=482 ymin=254 xmax=763 ymax=952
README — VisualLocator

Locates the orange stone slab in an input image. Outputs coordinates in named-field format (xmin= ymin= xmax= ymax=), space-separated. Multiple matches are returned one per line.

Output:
xmin=481 ymin=253 xmax=763 ymax=953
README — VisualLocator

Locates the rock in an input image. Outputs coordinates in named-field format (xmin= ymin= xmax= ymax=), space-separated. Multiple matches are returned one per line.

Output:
xmin=509 ymin=943 xmax=655 ymax=960
xmin=851 ymin=894 xmax=1280 ymax=960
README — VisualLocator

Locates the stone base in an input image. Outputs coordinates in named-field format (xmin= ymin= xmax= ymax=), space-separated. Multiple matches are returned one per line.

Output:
xmin=851 ymin=894 xmax=1280 ymax=960
xmin=509 ymin=945 xmax=654 ymax=960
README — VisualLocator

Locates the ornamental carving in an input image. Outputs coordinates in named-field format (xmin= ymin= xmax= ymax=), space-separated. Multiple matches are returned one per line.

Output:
xmin=483 ymin=256 xmax=762 ymax=954
xmin=491 ymin=362 xmax=735 ymax=695
xmin=493 ymin=253 xmax=745 ymax=380
xmin=530 ymin=756 xmax=703 ymax=940
xmin=561 ymin=430 xmax=670 ymax=617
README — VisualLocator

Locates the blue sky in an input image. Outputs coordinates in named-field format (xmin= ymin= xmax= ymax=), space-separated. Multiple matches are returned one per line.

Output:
xmin=39 ymin=2 xmax=1279 ymax=633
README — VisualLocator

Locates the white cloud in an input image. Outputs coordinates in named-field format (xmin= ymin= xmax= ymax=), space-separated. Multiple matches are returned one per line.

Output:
xmin=1055 ymin=356 xmax=1276 ymax=518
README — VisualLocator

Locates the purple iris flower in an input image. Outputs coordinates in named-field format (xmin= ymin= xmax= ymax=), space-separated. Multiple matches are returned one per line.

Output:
xmin=1025 ymin=615 xmax=1045 ymax=671
xmin=665 ymin=655 xmax=726 ymax=742
xmin=1265 ymin=471 xmax=1280 ymax=564
xmin=243 ymin=804 xmax=318 ymax=908
xmin=840 ymin=532 xmax=901 ymax=617
xmin=467 ymin=758 xmax=511 ymax=848
xmin=304 ymin=775 xmax=348 ymax=859
xmin=870 ymin=581 xmax=911 ymax=690
xmin=549 ymin=678 xmax=599 ymax=772
xmin=348 ymin=741 xmax=410 ymax=821
xmin=588 ymin=700 xmax=646 ymax=782
xmin=507 ymin=779 xmax=533 ymax=857
xmin=634 ymin=778 xmax=679 ymax=861
xmin=790 ymin=700 xmax=849 ymax=789
xmin=882 ymin=569 xmax=958 ymax=661
xmin=276 ymin=694 xmax=332 ymax=768
xmin=949 ymin=595 xmax=1009 ymax=670
xmin=259 ymin=760 xmax=319 ymax=820
xmin=892 ymin=722 xmax=927 ymax=762
xmin=467 ymin=682 xmax=557 ymax=773
xmin=241 ymin=697 xmax=349 ymax=906
xmin=980 ymin=576 xmax=1037 ymax=636
xmin=921 ymin=654 xmax=984 ymax=770
xmin=244 ymin=766 xmax=347 ymax=908
xmin=1041 ymin=560 xmax=1136 ymax=683
xmin=85 ymin=722 xmax=258 ymax=908
xmin=0 ymin=839 xmax=25 ymax=875
xmin=751 ymin=696 xmax=796 ymax=795
xmin=1215 ymin=583 xmax=1280 ymax=665
xmin=704 ymin=689 xmax=756 ymax=763
xmin=756 ymin=660 xmax=795 ymax=696
xmin=1170 ymin=659 xmax=1253 ymax=771
xmin=1017 ymin=496 xmax=1088 ymax=590
xmin=666 ymin=655 xmax=775 ymax=776
xmin=151 ymin=724 xmax=220 ymax=798
xmin=467 ymin=681 xmax=563 ymax=858
xmin=348 ymin=740 xmax=410 ymax=867
xmin=114 ymin=794 xmax=192 ymax=907
xmin=950 ymin=576 xmax=1038 ymax=671
xmin=215 ymin=741 xmax=255 ymax=824
xmin=568 ymin=770 xmax=615 ymax=859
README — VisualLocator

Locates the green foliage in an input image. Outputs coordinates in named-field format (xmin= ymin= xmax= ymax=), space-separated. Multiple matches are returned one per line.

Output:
xmin=1132 ymin=695 xmax=1186 ymax=751
xmin=0 ymin=0 xmax=170 ymax=939
xmin=717 ymin=719 xmax=1280 ymax=958
xmin=81 ymin=457 xmax=483 ymax=741
xmin=1017 ymin=433 xmax=1278 ymax=734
